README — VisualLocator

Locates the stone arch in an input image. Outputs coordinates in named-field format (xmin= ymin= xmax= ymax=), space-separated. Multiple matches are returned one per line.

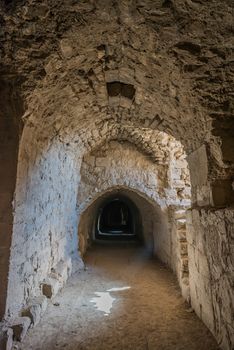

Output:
xmin=77 ymin=185 xmax=168 ymax=258
xmin=77 ymin=138 xmax=191 ymax=298
xmin=4 ymin=113 xmax=192 ymax=321
xmin=83 ymin=122 xmax=168 ymax=164
xmin=3 ymin=87 xmax=200 ymax=329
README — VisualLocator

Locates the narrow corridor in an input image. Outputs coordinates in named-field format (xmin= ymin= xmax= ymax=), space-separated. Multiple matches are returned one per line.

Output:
xmin=20 ymin=244 xmax=218 ymax=350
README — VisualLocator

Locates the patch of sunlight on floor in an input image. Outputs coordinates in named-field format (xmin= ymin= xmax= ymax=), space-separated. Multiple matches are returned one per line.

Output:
xmin=107 ymin=286 xmax=131 ymax=292
xmin=90 ymin=286 xmax=131 ymax=315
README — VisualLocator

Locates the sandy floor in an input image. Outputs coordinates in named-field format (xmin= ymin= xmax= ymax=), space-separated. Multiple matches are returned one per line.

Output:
xmin=19 ymin=243 xmax=219 ymax=350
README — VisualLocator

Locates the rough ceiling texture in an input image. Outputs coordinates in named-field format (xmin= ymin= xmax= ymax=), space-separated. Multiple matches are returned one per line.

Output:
xmin=0 ymin=0 xmax=233 ymax=167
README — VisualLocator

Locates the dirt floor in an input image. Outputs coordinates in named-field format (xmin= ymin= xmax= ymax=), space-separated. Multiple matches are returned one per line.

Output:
xmin=19 ymin=243 xmax=219 ymax=350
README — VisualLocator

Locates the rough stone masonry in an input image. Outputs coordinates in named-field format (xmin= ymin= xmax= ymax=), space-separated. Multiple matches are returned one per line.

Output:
xmin=0 ymin=0 xmax=233 ymax=349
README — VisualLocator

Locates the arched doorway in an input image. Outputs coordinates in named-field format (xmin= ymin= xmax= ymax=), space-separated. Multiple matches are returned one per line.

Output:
xmin=77 ymin=186 xmax=169 ymax=258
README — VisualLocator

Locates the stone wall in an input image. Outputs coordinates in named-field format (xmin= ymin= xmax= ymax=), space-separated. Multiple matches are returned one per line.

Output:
xmin=77 ymin=137 xmax=191 ymax=277
xmin=187 ymin=208 xmax=234 ymax=350
xmin=0 ymin=1 xmax=233 ymax=348
xmin=78 ymin=138 xmax=190 ymax=211
xmin=5 ymin=124 xmax=82 ymax=320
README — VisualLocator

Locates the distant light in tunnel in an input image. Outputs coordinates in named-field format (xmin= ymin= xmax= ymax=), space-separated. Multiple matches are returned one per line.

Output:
xmin=90 ymin=286 xmax=131 ymax=315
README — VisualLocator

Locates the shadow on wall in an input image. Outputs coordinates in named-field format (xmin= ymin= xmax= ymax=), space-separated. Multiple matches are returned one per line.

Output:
xmin=0 ymin=80 xmax=23 ymax=320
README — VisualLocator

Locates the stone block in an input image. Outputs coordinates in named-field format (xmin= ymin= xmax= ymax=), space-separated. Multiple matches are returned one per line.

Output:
xmin=119 ymin=67 xmax=135 ymax=85
xmin=187 ymin=145 xmax=208 ymax=187
xmin=171 ymin=168 xmax=182 ymax=180
xmin=119 ymin=96 xmax=132 ymax=108
xmin=181 ymin=280 xmax=190 ymax=302
xmin=41 ymin=277 xmax=61 ymax=299
xmin=60 ymin=39 xmax=74 ymax=58
xmin=172 ymin=180 xmax=185 ymax=188
xmin=0 ymin=328 xmax=13 ymax=350
xmin=95 ymin=157 xmax=108 ymax=167
xmin=22 ymin=296 xmax=47 ymax=326
xmin=108 ymin=95 xmax=120 ymax=106
xmin=174 ymin=159 xmax=187 ymax=169
xmin=51 ymin=258 xmax=72 ymax=286
xmin=104 ymin=70 xmax=119 ymax=82
xmin=176 ymin=219 xmax=186 ymax=231
xmin=181 ymin=258 xmax=189 ymax=272
xmin=180 ymin=242 xmax=188 ymax=255
xmin=71 ymin=256 xmax=85 ymax=274
xmin=178 ymin=229 xmax=187 ymax=240
xmin=174 ymin=209 xmax=186 ymax=220
xmin=11 ymin=317 xmax=31 ymax=341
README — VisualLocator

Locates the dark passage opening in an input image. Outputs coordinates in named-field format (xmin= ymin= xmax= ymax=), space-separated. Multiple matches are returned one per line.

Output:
xmin=96 ymin=197 xmax=139 ymax=240
xmin=106 ymin=81 xmax=136 ymax=99
xmin=99 ymin=199 xmax=132 ymax=234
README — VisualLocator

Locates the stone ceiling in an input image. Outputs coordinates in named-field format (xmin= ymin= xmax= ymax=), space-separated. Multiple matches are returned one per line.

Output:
xmin=0 ymin=0 xmax=233 ymax=176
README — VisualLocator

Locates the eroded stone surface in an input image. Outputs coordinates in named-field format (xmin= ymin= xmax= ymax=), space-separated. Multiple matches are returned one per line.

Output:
xmin=0 ymin=328 xmax=13 ymax=350
xmin=0 ymin=1 xmax=233 ymax=349
xmin=22 ymin=296 xmax=47 ymax=327
xmin=187 ymin=208 xmax=234 ymax=350
xmin=11 ymin=316 xmax=31 ymax=342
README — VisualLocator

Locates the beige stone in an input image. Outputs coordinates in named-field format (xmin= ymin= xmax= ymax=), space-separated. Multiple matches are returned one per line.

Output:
xmin=11 ymin=317 xmax=31 ymax=342
xmin=0 ymin=1 xmax=233 ymax=349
